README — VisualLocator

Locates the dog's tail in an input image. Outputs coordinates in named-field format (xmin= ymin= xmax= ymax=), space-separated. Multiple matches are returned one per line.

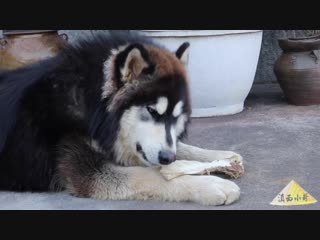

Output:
xmin=0 ymin=58 xmax=59 ymax=154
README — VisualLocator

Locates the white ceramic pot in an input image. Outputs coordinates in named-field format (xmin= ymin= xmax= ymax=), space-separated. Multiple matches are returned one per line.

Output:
xmin=142 ymin=30 xmax=263 ymax=117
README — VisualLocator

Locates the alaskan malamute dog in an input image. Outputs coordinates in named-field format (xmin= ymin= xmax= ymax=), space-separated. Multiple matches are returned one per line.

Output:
xmin=0 ymin=31 xmax=242 ymax=206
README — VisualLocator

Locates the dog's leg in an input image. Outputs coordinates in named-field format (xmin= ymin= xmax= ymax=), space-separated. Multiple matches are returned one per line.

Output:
xmin=57 ymin=138 xmax=240 ymax=206
xmin=177 ymin=142 xmax=243 ymax=164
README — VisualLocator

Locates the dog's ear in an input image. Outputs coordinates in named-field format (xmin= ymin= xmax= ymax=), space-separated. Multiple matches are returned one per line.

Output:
xmin=175 ymin=42 xmax=190 ymax=65
xmin=116 ymin=44 xmax=151 ymax=83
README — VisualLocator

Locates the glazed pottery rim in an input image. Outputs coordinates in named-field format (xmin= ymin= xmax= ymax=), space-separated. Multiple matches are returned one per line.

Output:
xmin=278 ymin=35 xmax=320 ymax=52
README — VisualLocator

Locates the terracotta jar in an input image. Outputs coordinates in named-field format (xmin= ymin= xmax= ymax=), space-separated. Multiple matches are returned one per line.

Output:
xmin=0 ymin=30 xmax=68 ymax=70
xmin=274 ymin=34 xmax=320 ymax=106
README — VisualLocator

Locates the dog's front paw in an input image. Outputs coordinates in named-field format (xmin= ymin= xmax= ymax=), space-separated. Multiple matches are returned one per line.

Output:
xmin=199 ymin=149 xmax=244 ymax=165
xmin=176 ymin=176 xmax=241 ymax=206
xmin=193 ymin=176 xmax=240 ymax=206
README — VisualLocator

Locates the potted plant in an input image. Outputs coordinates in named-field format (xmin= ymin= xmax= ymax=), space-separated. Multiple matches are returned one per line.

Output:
xmin=141 ymin=30 xmax=263 ymax=117
xmin=274 ymin=30 xmax=320 ymax=106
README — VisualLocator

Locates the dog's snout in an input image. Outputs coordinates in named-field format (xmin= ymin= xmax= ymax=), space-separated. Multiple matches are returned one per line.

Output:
xmin=159 ymin=150 xmax=176 ymax=165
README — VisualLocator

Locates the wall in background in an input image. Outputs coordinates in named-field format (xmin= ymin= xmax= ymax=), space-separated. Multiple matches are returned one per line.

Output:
xmin=0 ymin=30 xmax=306 ymax=84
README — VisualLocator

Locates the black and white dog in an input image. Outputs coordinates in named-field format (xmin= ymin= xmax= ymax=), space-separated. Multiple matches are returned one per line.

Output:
xmin=0 ymin=31 xmax=242 ymax=206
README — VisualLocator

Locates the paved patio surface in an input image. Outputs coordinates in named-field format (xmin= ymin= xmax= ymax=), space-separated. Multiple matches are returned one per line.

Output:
xmin=1 ymin=84 xmax=319 ymax=210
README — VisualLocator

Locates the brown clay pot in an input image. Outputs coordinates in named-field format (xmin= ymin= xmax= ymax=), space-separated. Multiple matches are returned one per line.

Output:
xmin=0 ymin=30 xmax=68 ymax=70
xmin=274 ymin=34 xmax=320 ymax=106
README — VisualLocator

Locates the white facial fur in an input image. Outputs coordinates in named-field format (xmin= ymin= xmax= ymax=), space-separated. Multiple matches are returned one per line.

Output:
xmin=175 ymin=113 xmax=188 ymax=137
xmin=114 ymin=97 xmax=187 ymax=166
xmin=153 ymin=97 xmax=168 ymax=115
xmin=173 ymin=101 xmax=183 ymax=118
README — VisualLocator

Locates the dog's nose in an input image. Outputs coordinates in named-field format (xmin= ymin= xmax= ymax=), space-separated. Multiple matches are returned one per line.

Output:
xmin=159 ymin=150 xmax=176 ymax=165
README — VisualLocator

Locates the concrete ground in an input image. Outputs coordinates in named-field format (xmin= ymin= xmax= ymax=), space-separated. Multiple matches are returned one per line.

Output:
xmin=0 ymin=84 xmax=319 ymax=210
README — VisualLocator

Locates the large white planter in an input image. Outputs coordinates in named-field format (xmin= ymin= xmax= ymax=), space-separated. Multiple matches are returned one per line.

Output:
xmin=142 ymin=30 xmax=263 ymax=117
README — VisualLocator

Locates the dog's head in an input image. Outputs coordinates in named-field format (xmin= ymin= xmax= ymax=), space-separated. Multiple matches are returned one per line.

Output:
xmin=102 ymin=41 xmax=191 ymax=166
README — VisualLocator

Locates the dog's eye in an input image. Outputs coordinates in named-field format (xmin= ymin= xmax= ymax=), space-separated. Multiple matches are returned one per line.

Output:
xmin=147 ymin=106 xmax=158 ymax=116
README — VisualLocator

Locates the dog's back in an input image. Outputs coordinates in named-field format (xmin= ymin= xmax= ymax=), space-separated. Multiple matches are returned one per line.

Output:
xmin=0 ymin=31 xmax=160 ymax=191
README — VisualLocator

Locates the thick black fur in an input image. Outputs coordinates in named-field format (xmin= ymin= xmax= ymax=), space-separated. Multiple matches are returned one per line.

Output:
xmin=0 ymin=31 xmax=190 ymax=192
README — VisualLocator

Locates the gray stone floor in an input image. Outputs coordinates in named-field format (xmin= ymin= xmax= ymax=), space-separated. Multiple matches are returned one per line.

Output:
xmin=0 ymin=84 xmax=319 ymax=210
